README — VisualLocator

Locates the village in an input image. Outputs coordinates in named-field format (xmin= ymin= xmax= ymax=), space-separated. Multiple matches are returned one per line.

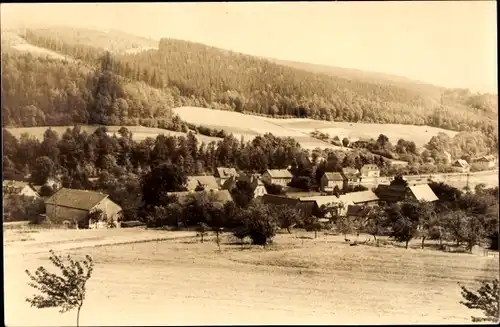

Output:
xmin=3 ymin=153 xmax=498 ymax=231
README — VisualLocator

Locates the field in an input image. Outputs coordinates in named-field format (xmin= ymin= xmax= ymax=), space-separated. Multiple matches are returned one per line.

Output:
xmin=5 ymin=125 xmax=221 ymax=144
xmin=173 ymin=106 xmax=459 ymax=149
xmin=4 ymin=228 xmax=498 ymax=326
xmin=173 ymin=107 xmax=341 ymax=150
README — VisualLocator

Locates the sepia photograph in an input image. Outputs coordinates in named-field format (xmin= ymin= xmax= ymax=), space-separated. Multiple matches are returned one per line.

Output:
xmin=2 ymin=1 xmax=499 ymax=325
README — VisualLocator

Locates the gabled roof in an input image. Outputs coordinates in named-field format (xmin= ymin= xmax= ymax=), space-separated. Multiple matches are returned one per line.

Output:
xmin=346 ymin=205 xmax=371 ymax=217
xmin=265 ymin=169 xmax=293 ymax=179
xmin=452 ymin=159 xmax=470 ymax=168
xmin=323 ymin=172 xmax=344 ymax=181
xmin=360 ymin=164 xmax=379 ymax=171
xmin=216 ymin=167 xmax=238 ymax=179
xmin=3 ymin=180 xmax=38 ymax=195
xmin=408 ymin=184 xmax=439 ymax=202
xmin=474 ymin=155 xmax=496 ymax=162
xmin=299 ymin=195 xmax=353 ymax=208
xmin=261 ymin=194 xmax=317 ymax=216
xmin=341 ymin=167 xmax=360 ymax=177
xmin=186 ymin=176 xmax=219 ymax=191
xmin=45 ymin=188 xmax=109 ymax=211
xmin=343 ymin=190 xmax=379 ymax=204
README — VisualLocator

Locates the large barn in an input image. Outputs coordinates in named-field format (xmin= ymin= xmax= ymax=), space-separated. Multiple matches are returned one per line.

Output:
xmin=45 ymin=188 xmax=123 ymax=228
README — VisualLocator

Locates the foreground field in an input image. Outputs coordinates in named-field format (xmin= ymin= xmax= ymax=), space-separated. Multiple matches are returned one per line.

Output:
xmin=173 ymin=106 xmax=459 ymax=149
xmin=5 ymin=125 xmax=222 ymax=144
xmin=4 ymin=230 xmax=498 ymax=325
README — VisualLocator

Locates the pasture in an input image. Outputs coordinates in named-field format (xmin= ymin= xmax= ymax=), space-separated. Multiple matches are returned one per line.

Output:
xmin=5 ymin=125 xmax=221 ymax=144
xmin=173 ymin=106 xmax=459 ymax=149
xmin=4 ymin=229 xmax=498 ymax=325
xmin=173 ymin=106 xmax=342 ymax=150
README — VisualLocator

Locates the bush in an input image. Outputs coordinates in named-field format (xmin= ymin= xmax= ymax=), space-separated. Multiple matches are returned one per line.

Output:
xmin=235 ymin=203 xmax=279 ymax=246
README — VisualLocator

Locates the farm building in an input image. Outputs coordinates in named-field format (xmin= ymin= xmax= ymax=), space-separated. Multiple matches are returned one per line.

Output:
xmin=346 ymin=205 xmax=371 ymax=219
xmin=320 ymin=172 xmax=345 ymax=192
xmin=299 ymin=195 xmax=350 ymax=217
xmin=261 ymin=194 xmax=318 ymax=217
xmin=345 ymin=190 xmax=379 ymax=206
xmin=3 ymin=180 xmax=40 ymax=199
xmin=214 ymin=167 xmax=239 ymax=186
xmin=186 ymin=176 xmax=219 ymax=192
xmin=375 ymin=184 xmax=438 ymax=204
xmin=261 ymin=169 xmax=293 ymax=187
xmin=222 ymin=174 xmax=267 ymax=198
xmin=341 ymin=168 xmax=361 ymax=185
xmin=472 ymin=155 xmax=497 ymax=170
xmin=360 ymin=164 xmax=380 ymax=178
xmin=45 ymin=188 xmax=122 ymax=228
xmin=451 ymin=159 xmax=470 ymax=173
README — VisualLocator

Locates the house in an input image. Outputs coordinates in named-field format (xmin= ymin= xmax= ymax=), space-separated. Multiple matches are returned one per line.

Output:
xmin=299 ymin=195 xmax=352 ymax=217
xmin=472 ymin=155 xmax=497 ymax=170
xmin=186 ymin=176 xmax=219 ymax=192
xmin=443 ymin=151 xmax=452 ymax=164
xmin=360 ymin=164 xmax=380 ymax=178
xmin=214 ymin=167 xmax=239 ymax=186
xmin=261 ymin=169 xmax=293 ymax=187
xmin=375 ymin=184 xmax=438 ymax=204
xmin=451 ymin=159 xmax=470 ymax=173
xmin=3 ymin=180 xmax=40 ymax=199
xmin=341 ymin=168 xmax=360 ymax=185
xmin=45 ymin=188 xmax=122 ymax=228
xmin=345 ymin=190 xmax=379 ymax=207
xmin=261 ymin=194 xmax=318 ymax=217
xmin=222 ymin=174 xmax=267 ymax=198
xmin=320 ymin=172 xmax=345 ymax=192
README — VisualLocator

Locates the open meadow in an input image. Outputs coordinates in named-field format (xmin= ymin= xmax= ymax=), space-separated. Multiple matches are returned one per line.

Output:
xmin=4 ymin=228 xmax=498 ymax=326
xmin=173 ymin=106 xmax=459 ymax=149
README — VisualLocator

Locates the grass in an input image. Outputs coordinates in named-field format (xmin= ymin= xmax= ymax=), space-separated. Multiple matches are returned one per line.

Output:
xmin=4 ymin=229 xmax=498 ymax=325
xmin=173 ymin=106 xmax=459 ymax=149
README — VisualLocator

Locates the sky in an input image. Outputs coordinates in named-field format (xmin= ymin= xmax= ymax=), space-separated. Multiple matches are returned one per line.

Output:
xmin=1 ymin=2 xmax=497 ymax=93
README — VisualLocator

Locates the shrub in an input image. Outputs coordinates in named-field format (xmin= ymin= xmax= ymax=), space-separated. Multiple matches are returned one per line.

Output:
xmin=459 ymin=279 xmax=499 ymax=323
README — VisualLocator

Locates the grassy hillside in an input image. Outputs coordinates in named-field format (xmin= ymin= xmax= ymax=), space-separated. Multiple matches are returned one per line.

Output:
xmin=2 ymin=26 xmax=497 ymax=153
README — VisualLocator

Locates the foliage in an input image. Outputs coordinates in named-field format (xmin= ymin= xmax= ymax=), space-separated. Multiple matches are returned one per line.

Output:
xmin=236 ymin=202 xmax=279 ymax=246
xmin=230 ymin=180 xmax=255 ymax=208
xmin=273 ymin=204 xmax=303 ymax=233
xmin=25 ymin=250 xmax=94 ymax=327
xmin=263 ymin=182 xmax=286 ymax=195
xmin=196 ymin=222 xmax=210 ymax=243
xmin=303 ymin=216 xmax=323 ymax=238
xmin=141 ymin=163 xmax=188 ymax=207
xmin=459 ymin=279 xmax=499 ymax=323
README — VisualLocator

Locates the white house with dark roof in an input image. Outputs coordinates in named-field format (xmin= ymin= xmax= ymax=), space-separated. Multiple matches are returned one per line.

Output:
xmin=45 ymin=188 xmax=122 ymax=228
xmin=261 ymin=169 xmax=293 ymax=187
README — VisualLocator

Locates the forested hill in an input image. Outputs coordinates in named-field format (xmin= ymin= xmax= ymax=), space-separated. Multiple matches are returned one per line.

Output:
xmin=2 ymin=27 xmax=497 ymax=142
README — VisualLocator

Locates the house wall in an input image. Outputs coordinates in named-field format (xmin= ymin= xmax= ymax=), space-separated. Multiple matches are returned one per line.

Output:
xmin=253 ymin=185 xmax=267 ymax=198
xmin=361 ymin=170 xmax=380 ymax=178
xmin=20 ymin=186 xmax=39 ymax=199
xmin=92 ymin=198 xmax=123 ymax=227
xmin=269 ymin=177 xmax=290 ymax=187
xmin=321 ymin=175 xmax=344 ymax=191
xmin=45 ymin=204 xmax=88 ymax=225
